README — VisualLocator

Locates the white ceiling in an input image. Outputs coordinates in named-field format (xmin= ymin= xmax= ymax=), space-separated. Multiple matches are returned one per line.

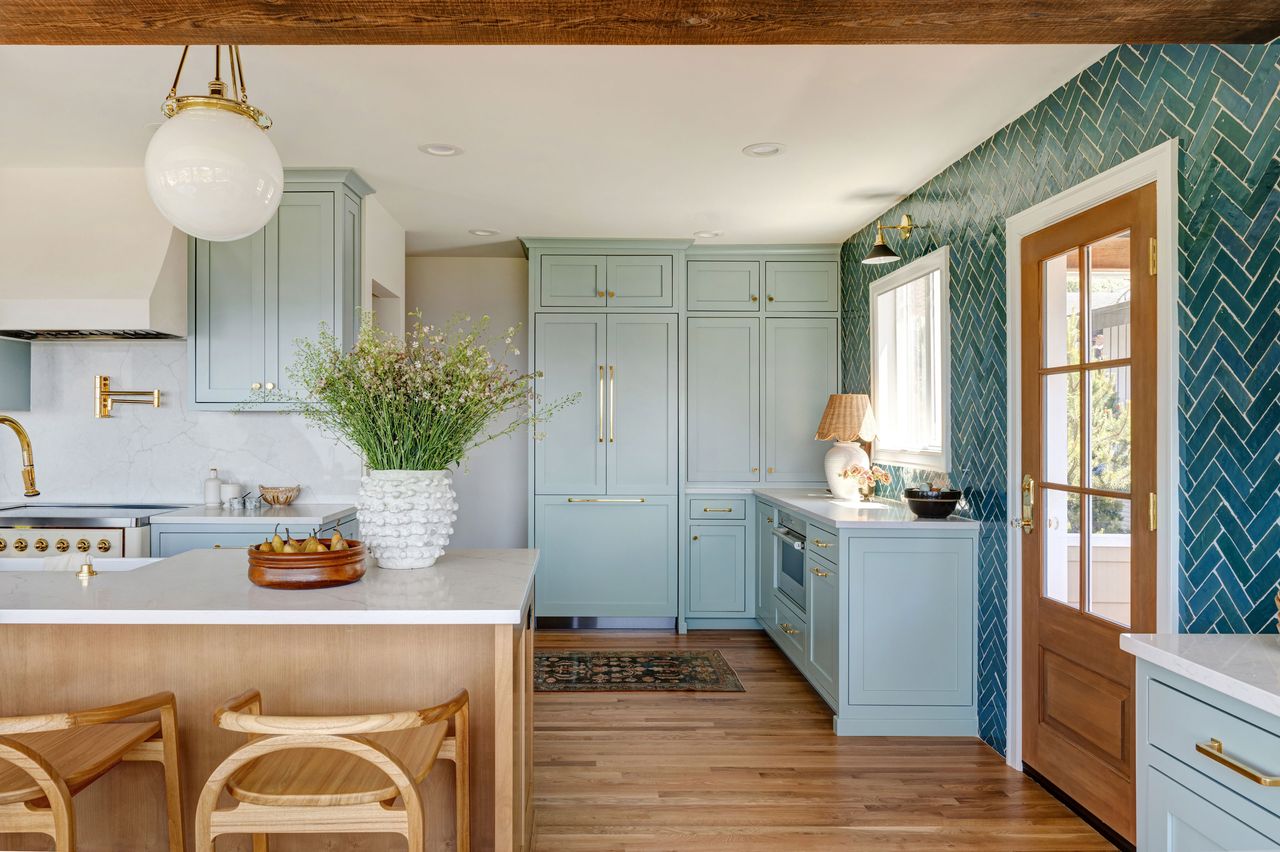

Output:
xmin=0 ymin=45 xmax=1111 ymax=257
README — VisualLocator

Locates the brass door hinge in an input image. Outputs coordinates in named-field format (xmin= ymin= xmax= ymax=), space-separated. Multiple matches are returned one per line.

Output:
xmin=1149 ymin=492 xmax=1158 ymax=532
xmin=1149 ymin=237 xmax=1158 ymax=277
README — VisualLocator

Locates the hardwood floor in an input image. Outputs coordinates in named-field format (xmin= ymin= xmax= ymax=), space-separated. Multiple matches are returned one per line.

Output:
xmin=533 ymin=629 xmax=1115 ymax=851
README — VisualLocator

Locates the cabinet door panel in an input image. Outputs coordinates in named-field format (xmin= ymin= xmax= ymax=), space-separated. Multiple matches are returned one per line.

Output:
xmin=606 ymin=314 xmax=677 ymax=495
xmin=688 ymin=318 xmax=760 ymax=482
xmin=1145 ymin=766 xmax=1279 ymax=851
xmin=688 ymin=524 xmax=747 ymax=615
xmin=534 ymin=496 xmax=677 ymax=617
xmin=535 ymin=314 xmax=607 ymax=494
xmin=0 ymin=337 xmax=31 ymax=411
xmin=756 ymin=502 xmax=777 ymax=620
xmin=606 ymin=256 xmax=673 ymax=307
xmin=765 ymin=261 xmax=839 ymax=312
xmin=194 ymin=230 xmax=267 ymax=403
xmin=688 ymin=260 xmax=760 ymax=311
xmin=273 ymin=192 xmax=336 ymax=394
xmin=540 ymin=256 xmax=606 ymax=307
xmin=807 ymin=554 xmax=839 ymax=699
xmin=764 ymin=318 xmax=838 ymax=482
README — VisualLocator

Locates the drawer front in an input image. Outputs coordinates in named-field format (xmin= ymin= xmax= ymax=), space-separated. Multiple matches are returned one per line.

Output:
xmin=1149 ymin=677 xmax=1280 ymax=818
xmin=807 ymin=523 xmax=838 ymax=560
xmin=773 ymin=593 xmax=807 ymax=659
xmin=154 ymin=531 xmax=271 ymax=557
xmin=1145 ymin=764 xmax=1280 ymax=851
xmin=689 ymin=498 xmax=747 ymax=520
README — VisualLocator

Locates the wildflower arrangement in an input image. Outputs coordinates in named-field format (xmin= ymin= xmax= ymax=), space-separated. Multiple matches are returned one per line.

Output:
xmin=840 ymin=464 xmax=892 ymax=489
xmin=288 ymin=312 xmax=576 ymax=471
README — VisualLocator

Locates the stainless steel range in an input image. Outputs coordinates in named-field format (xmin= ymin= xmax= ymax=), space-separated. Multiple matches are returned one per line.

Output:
xmin=0 ymin=504 xmax=185 ymax=558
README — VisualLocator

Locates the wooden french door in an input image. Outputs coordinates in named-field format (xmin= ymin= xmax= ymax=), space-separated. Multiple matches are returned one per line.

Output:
xmin=1020 ymin=183 xmax=1157 ymax=844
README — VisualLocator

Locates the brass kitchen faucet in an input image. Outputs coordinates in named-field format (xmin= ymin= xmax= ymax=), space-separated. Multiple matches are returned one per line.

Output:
xmin=0 ymin=415 xmax=39 ymax=497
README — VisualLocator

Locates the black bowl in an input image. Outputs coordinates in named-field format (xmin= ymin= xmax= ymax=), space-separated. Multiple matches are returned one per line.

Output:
xmin=903 ymin=488 xmax=963 ymax=519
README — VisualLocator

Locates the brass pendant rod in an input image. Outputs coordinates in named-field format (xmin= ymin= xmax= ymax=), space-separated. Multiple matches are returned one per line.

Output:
xmin=167 ymin=44 xmax=190 ymax=98
xmin=213 ymin=43 xmax=221 ymax=82
xmin=233 ymin=44 xmax=249 ymax=102
xmin=227 ymin=43 xmax=240 ymax=99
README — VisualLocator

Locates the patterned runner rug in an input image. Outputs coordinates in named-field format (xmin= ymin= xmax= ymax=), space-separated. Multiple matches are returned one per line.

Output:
xmin=534 ymin=649 xmax=745 ymax=693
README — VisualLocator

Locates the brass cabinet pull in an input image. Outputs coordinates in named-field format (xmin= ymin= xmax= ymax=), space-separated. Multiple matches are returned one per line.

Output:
xmin=1196 ymin=738 xmax=1280 ymax=786
xmin=596 ymin=290 xmax=605 ymax=297
xmin=751 ymin=294 xmax=759 ymax=302
xmin=692 ymin=535 xmax=699 ymax=541
xmin=251 ymin=382 xmax=262 ymax=391
xmin=265 ymin=382 xmax=275 ymax=391
xmin=811 ymin=566 xmax=830 ymax=577
xmin=703 ymin=507 xmax=733 ymax=513
xmin=751 ymin=466 xmax=759 ymax=473
xmin=608 ymin=365 xmax=615 ymax=444
xmin=597 ymin=365 xmax=605 ymax=443
xmin=567 ymin=497 xmax=646 ymax=503
xmin=767 ymin=295 xmax=775 ymax=302
xmin=767 ymin=466 xmax=775 ymax=474
xmin=1017 ymin=474 xmax=1034 ymax=534
xmin=782 ymin=625 xmax=799 ymax=635
xmin=608 ymin=290 xmax=616 ymax=298
xmin=813 ymin=539 xmax=831 ymax=549
xmin=766 ymin=516 xmax=773 ymax=523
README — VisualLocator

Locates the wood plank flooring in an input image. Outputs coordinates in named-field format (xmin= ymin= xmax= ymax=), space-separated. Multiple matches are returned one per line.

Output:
xmin=534 ymin=629 xmax=1115 ymax=851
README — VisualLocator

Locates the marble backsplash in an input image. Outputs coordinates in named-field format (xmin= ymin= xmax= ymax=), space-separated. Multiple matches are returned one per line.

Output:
xmin=0 ymin=340 xmax=361 ymax=503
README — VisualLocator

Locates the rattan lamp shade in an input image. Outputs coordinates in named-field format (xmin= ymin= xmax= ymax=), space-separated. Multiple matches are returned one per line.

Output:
xmin=814 ymin=394 xmax=878 ymax=443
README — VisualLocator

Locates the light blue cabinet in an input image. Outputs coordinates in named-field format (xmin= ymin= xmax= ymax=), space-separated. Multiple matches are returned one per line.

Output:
xmin=755 ymin=501 xmax=777 ymax=621
xmin=687 ymin=260 xmax=760 ymax=311
xmin=533 ymin=495 xmax=677 ymax=617
xmin=538 ymin=254 xmax=672 ymax=308
xmin=764 ymin=261 xmax=839 ymax=312
xmin=190 ymin=170 xmax=370 ymax=410
xmin=806 ymin=552 xmax=839 ymax=702
xmin=0 ymin=337 xmax=31 ymax=411
xmin=764 ymin=318 xmax=839 ymax=482
xmin=150 ymin=515 xmax=358 ymax=557
xmin=606 ymin=256 xmax=673 ymax=308
xmin=606 ymin=314 xmax=678 ymax=494
xmin=540 ymin=256 xmax=606 ymax=307
xmin=687 ymin=317 xmax=760 ymax=482
xmin=687 ymin=524 xmax=747 ymax=615
xmin=534 ymin=314 xmax=608 ymax=494
xmin=1145 ymin=767 xmax=1277 ymax=851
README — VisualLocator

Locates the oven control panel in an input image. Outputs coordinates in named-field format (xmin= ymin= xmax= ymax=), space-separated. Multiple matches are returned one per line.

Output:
xmin=0 ymin=529 xmax=126 ymax=557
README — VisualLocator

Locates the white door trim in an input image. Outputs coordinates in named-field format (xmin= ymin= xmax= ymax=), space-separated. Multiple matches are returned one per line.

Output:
xmin=1004 ymin=138 xmax=1180 ymax=770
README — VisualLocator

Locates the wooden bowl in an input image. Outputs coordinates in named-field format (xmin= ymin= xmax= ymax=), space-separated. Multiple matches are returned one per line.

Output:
xmin=258 ymin=485 xmax=302 ymax=506
xmin=247 ymin=540 xmax=367 ymax=590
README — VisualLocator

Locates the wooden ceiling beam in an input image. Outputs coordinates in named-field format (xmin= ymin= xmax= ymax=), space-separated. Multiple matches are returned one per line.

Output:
xmin=2 ymin=1 xmax=1278 ymax=45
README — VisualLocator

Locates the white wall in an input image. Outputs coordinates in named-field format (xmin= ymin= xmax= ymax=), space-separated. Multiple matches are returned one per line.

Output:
xmin=362 ymin=196 xmax=407 ymax=339
xmin=406 ymin=257 xmax=529 ymax=548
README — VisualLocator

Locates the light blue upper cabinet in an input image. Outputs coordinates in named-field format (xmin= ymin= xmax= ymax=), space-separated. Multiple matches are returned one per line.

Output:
xmin=606 ymin=314 xmax=678 ymax=494
xmin=687 ymin=317 xmax=760 ymax=482
xmin=765 ymin=261 xmax=840 ymax=312
xmin=687 ymin=260 xmax=761 ymax=311
xmin=764 ymin=317 xmax=838 ymax=482
xmin=534 ymin=314 xmax=608 ymax=495
xmin=607 ymin=256 xmax=673 ymax=308
xmin=0 ymin=337 xmax=31 ymax=412
xmin=540 ymin=256 xmax=606 ymax=307
xmin=687 ymin=523 xmax=748 ymax=614
xmin=190 ymin=169 xmax=370 ymax=410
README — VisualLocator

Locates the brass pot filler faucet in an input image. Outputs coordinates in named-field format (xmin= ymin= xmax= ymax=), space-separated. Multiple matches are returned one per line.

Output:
xmin=0 ymin=415 xmax=39 ymax=497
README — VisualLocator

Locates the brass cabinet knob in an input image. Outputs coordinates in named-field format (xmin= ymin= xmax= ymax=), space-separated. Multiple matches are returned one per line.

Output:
xmin=751 ymin=466 xmax=759 ymax=473
xmin=767 ymin=466 xmax=775 ymax=474
xmin=96 ymin=539 xmax=111 ymax=553
xmin=265 ymin=382 xmax=275 ymax=391
xmin=766 ymin=516 xmax=773 ymax=523
xmin=596 ymin=290 xmax=605 ymax=297
xmin=767 ymin=294 xmax=775 ymax=302
xmin=691 ymin=535 xmax=699 ymax=541
xmin=751 ymin=294 xmax=759 ymax=302
xmin=251 ymin=382 xmax=262 ymax=391
xmin=76 ymin=539 xmax=90 ymax=553
xmin=55 ymin=539 xmax=69 ymax=553
xmin=14 ymin=539 xmax=28 ymax=552
xmin=608 ymin=290 xmax=616 ymax=298
xmin=33 ymin=538 xmax=48 ymax=552
xmin=213 ymin=544 xmax=222 ymax=549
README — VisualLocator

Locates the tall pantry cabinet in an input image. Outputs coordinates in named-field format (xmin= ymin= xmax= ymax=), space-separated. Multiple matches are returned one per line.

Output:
xmin=524 ymin=239 xmax=839 ymax=625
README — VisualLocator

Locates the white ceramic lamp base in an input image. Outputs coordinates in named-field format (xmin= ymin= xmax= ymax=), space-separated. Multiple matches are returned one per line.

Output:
xmin=824 ymin=441 xmax=871 ymax=501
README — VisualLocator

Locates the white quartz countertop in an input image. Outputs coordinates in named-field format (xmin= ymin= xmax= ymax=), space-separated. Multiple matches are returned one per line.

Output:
xmin=753 ymin=488 xmax=980 ymax=529
xmin=1121 ymin=633 xmax=1280 ymax=718
xmin=150 ymin=503 xmax=357 ymax=526
xmin=0 ymin=547 xmax=536 ymax=626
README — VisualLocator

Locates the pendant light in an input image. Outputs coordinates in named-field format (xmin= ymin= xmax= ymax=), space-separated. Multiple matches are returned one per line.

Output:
xmin=861 ymin=214 xmax=916 ymax=265
xmin=144 ymin=46 xmax=283 ymax=242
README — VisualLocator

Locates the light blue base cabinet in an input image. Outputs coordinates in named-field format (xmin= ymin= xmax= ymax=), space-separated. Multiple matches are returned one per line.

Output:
xmin=681 ymin=494 xmax=757 ymax=628
xmin=150 ymin=515 xmax=359 ymax=558
xmin=534 ymin=496 xmax=677 ymax=618
xmin=0 ymin=337 xmax=30 ymax=411
xmin=755 ymin=496 xmax=979 ymax=736
xmin=1137 ymin=661 xmax=1280 ymax=851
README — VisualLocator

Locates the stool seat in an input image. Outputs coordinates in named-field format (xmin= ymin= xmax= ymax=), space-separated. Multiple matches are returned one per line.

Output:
xmin=0 ymin=721 xmax=160 ymax=806
xmin=226 ymin=722 xmax=448 ymax=807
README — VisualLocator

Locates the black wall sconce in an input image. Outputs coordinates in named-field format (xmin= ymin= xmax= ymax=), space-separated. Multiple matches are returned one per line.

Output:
xmin=862 ymin=214 xmax=916 ymax=265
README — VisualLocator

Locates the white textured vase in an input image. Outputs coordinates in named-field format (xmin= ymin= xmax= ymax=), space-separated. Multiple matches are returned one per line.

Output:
xmin=358 ymin=469 xmax=458 ymax=570
xmin=823 ymin=441 xmax=870 ymax=501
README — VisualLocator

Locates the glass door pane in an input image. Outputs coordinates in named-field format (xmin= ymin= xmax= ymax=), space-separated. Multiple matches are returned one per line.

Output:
xmin=1043 ymin=249 xmax=1081 ymax=367
xmin=1086 ymin=231 xmax=1132 ymax=362
xmin=1042 ymin=488 xmax=1081 ymax=608
xmin=1088 ymin=495 xmax=1132 ymax=626
xmin=1089 ymin=366 xmax=1131 ymax=492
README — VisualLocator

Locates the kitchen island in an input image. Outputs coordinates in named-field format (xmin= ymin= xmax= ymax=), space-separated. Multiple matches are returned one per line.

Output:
xmin=0 ymin=548 xmax=536 ymax=851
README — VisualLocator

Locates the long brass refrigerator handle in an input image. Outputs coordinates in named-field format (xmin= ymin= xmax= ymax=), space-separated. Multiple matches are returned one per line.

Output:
xmin=608 ymin=365 xmax=616 ymax=444
xmin=597 ymin=365 xmax=604 ymax=443
xmin=567 ymin=497 xmax=646 ymax=503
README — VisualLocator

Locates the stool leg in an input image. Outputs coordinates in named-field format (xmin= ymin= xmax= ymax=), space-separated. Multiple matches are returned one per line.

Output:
xmin=159 ymin=701 xmax=186 ymax=852
xmin=51 ymin=797 xmax=75 ymax=852
xmin=455 ymin=703 xmax=471 ymax=852
xmin=252 ymin=835 xmax=269 ymax=852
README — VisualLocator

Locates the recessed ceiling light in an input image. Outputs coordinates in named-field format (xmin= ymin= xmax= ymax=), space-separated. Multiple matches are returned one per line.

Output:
xmin=693 ymin=230 xmax=723 ymax=239
xmin=418 ymin=143 xmax=463 ymax=157
xmin=468 ymin=228 xmax=500 ymax=237
xmin=742 ymin=142 xmax=786 ymax=158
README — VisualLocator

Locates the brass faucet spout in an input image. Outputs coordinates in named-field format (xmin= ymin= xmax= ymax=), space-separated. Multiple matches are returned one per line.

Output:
xmin=0 ymin=415 xmax=39 ymax=497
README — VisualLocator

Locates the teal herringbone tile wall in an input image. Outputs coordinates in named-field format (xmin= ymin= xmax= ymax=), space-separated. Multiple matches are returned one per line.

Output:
xmin=841 ymin=43 xmax=1280 ymax=754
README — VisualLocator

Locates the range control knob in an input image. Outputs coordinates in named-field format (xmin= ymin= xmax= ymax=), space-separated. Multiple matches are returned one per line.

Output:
xmin=55 ymin=539 xmax=69 ymax=553
xmin=34 ymin=538 xmax=48 ymax=552
xmin=96 ymin=539 xmax=112 ymax=553
xmin=0 ymin=538 xmax=7 ymax=552
xmin=14 ymin=539 xmax=28 ymax=552
xmin=76 ymin=539 xmax=90 ymax=553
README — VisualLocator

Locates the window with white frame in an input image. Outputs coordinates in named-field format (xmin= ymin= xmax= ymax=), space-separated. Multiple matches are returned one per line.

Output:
xmin=869 ymin=246 xmax=951 ymax=470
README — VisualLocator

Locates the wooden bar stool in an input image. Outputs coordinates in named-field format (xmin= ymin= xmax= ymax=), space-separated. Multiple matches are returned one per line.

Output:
xmin=196 ymin=688 xmax=469 ymax=852
xmin=0 ymin=691 xmax=185 ymax=852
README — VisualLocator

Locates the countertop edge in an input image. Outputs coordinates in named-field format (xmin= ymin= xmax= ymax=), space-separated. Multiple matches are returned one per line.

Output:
xmin=1120 ymin=633 xmax=1280 ymax=718
xmin=0 ymin=608 xmax=527 ymax=626
xmin=753 ymin=489 xmax=982 ymax=530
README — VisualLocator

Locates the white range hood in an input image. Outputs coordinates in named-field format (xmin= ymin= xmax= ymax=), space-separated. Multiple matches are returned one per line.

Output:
xmin=0 ymin=168 xmax=187 ymax=340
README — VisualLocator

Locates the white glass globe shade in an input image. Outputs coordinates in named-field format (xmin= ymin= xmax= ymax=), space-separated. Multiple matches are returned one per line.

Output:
xmin=144 ymin=107 xmax=284 ymax=242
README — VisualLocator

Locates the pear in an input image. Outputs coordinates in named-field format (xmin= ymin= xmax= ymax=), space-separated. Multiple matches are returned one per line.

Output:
xmin=302 ymin=534 xmax=322 ymax=553
xmin=329 ymin=531 xmax=348 ymax=551
xmin=257 ymin=540 xmax=273 ymax=553
xmin=270 ymin=533 xmax=285 ymax=553
xmin=281 ymin=539 xmax=299 ymax=554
